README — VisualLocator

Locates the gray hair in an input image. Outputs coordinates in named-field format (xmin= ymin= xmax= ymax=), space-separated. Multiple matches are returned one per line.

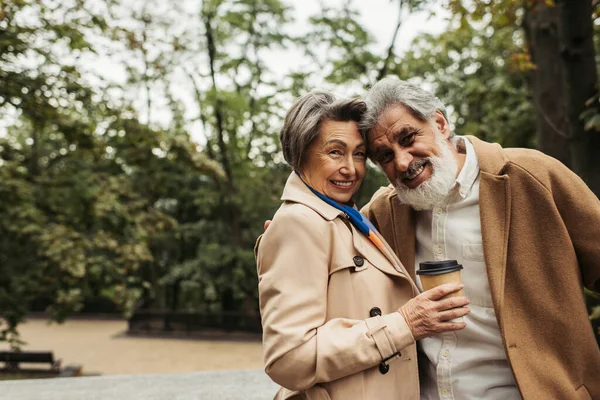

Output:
xmin=280 ymin=91 xmax=367 ymax=171
xmin=360 ymin=77 xmax=452 ymax=137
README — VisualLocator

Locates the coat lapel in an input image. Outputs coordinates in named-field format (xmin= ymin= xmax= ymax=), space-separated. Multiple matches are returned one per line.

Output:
xmin=390 ymin=200 xmax=417 ymax=284
xmin=349 ymin=222 xmax=406 ymax=279
xmin=472 ymin=136 xmax=512 ymax=321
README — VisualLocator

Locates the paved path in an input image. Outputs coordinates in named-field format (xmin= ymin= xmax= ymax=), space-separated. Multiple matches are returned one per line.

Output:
xmin=0 ymin=319 xmax=264 ymax=375
xmin=0 ymin=369 xmax=279 ymax=400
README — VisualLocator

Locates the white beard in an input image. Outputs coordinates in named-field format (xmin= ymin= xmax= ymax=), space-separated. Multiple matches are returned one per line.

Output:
xmin=393 ymin=133 xmax=458 ymax=211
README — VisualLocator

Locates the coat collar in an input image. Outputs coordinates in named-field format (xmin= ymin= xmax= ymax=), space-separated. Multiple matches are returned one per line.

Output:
xmin=467 ymin=135 xmax=510 ymax=176
xmin=282 ymin=172 xmax=414 ymax=282
xmin=281 ymin=172 xmax=345 ymax=221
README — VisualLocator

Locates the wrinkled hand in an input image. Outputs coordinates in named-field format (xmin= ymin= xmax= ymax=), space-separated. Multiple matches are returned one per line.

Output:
xmin=398 ymin=282 xmax=470 ymax=340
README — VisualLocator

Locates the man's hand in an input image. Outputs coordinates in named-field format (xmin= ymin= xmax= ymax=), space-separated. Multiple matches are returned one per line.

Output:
xmin=398 ymin=282 xmax=470 ymax=340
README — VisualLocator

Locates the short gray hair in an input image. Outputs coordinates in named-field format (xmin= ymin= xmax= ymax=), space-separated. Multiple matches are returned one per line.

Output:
xmin=280 ymin=91 xmax=366 ymax=171
xmin=360 ymin=77 xmax=451 ymax=137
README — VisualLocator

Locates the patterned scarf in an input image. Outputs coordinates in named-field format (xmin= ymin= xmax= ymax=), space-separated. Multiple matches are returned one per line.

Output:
xmin=296 ymin=172 xmax=398 ymax=265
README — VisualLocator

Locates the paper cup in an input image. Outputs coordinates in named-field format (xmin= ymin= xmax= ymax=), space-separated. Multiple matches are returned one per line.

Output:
xmin=417 ymin=260 xmax=464 ymax=299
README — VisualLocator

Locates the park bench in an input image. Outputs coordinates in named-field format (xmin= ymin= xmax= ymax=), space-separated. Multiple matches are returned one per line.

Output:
xmin=0 ymin=351 xmax=61 ymax=371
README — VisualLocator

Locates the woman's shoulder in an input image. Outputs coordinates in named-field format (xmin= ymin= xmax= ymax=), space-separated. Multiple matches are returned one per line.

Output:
xmin=270 ymin=201 xmax=333 ymax=232
xmin=255 ymin=201 xmax=334 ymax=256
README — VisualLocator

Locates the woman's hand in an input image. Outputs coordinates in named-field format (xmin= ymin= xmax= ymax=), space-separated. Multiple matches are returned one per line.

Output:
xmin=398 ymin=282 xmax=470 ymax=340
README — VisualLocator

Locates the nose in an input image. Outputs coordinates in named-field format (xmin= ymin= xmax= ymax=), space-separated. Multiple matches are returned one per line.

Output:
xmin=394 ymin=148 xmax=413 ymax=172
xmin=340 ymin=155 xmax=356 ymax=177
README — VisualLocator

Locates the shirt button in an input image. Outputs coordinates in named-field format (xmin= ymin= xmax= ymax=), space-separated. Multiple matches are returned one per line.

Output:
xmin=436 ymin=247 xmax=443 ymax=254
xmin=436 ymin=207 xmax=443 ymax=214
xmin=442 ymin=389 xmax=449 ymax=395
xmin=459 ymin=188 xmax=466 ymax=196
xmin=442 ymin=350 xmax=449 ymax=358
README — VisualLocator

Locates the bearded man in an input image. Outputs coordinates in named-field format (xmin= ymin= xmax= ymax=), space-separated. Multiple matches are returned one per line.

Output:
xmin=360 ymin=78 xmax=600 ymax=400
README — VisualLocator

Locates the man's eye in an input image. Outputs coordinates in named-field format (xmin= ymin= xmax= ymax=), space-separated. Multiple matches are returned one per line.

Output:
xmin=377 ymin=151 xmax=394 ymax=164
xmin=400 ymin=133 xmax=416 ymax=146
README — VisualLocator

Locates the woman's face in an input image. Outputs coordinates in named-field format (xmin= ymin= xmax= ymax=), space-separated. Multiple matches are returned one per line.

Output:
xmin=300 ymin=120 xmax=366 ymax=204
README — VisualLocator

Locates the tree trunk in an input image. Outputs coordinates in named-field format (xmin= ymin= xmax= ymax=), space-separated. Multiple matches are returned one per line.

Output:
xmin=524 ymin=1 xmax=599 ymax=197
xmin=523 ymin=3 xmax=571 ymax=166
xmin=556 ymin=0 xmax=599 ymax=196
xmin=202 ymin=4 xmax=243 ymax=248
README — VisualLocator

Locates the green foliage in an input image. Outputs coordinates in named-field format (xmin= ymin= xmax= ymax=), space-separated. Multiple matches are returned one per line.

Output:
xmin=1 ymin=0 xmax=598 ymax=347
xmin=0 ymin=0 xmax=220 ymax=347
xmin=391 ymin=1 xmax=536 ymax=147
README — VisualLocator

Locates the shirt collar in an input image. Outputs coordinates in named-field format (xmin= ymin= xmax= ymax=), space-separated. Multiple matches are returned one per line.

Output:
xmin=454 ymin=136 xmax=480 ymax=199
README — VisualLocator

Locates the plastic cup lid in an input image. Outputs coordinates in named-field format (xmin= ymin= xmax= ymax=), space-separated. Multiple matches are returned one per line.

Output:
xmin=417 ymin=260 xmax=463 ymax=276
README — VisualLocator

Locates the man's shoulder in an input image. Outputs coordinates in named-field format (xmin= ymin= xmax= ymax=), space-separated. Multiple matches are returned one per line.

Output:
xmin=361 ymin=185 xmax=395 ymax=214
xmin=470 ymin=136 xmax=570 ymax=182
xmin=503 ymin=147 xmax=560 ymax=166
xmin=371 ymin=184 xmax=396 ymax=203
xmin=500 ymin=147 xmax=572 ymax=183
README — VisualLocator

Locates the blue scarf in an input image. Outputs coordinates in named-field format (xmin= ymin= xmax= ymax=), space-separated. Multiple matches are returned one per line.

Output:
xmin=296 ymin=172 xmax=386 ymax=250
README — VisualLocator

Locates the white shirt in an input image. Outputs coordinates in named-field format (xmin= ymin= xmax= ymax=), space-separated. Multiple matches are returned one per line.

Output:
xmin=415 ymin=137 xmax=521 ymax=400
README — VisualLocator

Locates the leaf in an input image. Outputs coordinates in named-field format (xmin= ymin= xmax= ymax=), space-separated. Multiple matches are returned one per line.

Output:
xmin=584 ymin=114 xmax=600 ymax=131
xmin=590 ymin=306 xmax=600 ymax=321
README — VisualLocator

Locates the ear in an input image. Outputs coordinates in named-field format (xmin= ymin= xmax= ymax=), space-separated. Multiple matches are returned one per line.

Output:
xmin=433 ymin=110 xmax=451 ymax=138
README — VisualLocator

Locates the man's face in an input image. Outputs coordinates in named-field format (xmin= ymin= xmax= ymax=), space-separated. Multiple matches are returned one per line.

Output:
xmin=368 ymin=106 xmax=463 ymax=210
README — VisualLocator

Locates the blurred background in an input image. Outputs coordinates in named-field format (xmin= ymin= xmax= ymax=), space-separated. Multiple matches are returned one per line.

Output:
xmin=0 ymin=0 xmax=598 ymax=379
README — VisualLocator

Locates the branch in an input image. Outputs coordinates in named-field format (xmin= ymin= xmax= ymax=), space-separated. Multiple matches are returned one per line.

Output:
xmin=202 ymin=5 xmax=233 ymax=184
xmin=183 ymin=66 xmax=216 ymax=161
xmin=245 ymin=3 xmax=264 ymax=158
xmin=376 ymin=0 xmax=404 ymax=82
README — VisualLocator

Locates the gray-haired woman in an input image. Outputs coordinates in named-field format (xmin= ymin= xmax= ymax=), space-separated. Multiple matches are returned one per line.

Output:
xmin=255 ymin=91 xmax=469 ymax=400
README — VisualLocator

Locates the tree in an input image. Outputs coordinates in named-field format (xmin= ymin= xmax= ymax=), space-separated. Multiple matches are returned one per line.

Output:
xmin=0 ymin=0 xmax=220 ymax=347
xmin=524 ymin=0 xmax=600 ymax=196
xmin=390 ymin=1 xmax=536 ymax=147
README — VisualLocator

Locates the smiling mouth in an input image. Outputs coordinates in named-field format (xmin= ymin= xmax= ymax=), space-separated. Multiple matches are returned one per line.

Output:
xmin=402 ymin=160 xmax=430 ymax=181
xmin=331 ymin=180 xmax=353 ymax=188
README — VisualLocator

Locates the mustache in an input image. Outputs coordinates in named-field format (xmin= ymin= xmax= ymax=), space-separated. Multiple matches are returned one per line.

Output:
xmin=401 ymin=159 xmax=430 ymax=180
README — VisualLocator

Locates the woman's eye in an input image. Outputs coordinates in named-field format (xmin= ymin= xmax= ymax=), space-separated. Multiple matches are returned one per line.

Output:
xmin=329 ymin=149 xmax=342 ymax=156
xmin=354 ymin=151 xmax=366 ymax=158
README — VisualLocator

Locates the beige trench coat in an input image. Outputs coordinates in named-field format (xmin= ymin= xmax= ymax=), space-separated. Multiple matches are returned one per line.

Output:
xmin=255 ymin=172 xmax=421 ymax=400
xmin=363 ymin=136 xmax=600 ymax=400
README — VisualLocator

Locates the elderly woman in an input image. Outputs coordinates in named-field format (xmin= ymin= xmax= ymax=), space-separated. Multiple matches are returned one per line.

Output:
xmin=255 ymin=92 xmax=469 ymax=400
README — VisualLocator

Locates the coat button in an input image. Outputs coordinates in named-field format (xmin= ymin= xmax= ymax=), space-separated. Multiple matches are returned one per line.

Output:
xmin=369 ymin=307 xmax=382 ymax=317
xmin=379 ymin=362 xmax=389 ymax=374
xmin=353 ymin=256 xmax=364 ymax=267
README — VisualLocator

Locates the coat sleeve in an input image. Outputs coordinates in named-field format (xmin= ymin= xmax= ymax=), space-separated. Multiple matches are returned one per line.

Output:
xmin=256 ymin=206 xmax=414 ymax=391
xmin=547 ymin=159 xmax=600 ymax=293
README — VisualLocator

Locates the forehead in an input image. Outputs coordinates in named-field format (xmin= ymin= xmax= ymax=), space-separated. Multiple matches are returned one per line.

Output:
xmin=318 ymin=119 xmax=363 ymax=144
xmin=368 ymin=106 xmax=421 ymax=144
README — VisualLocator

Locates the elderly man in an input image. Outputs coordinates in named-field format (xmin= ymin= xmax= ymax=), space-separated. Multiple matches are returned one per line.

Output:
xmin=360 ymin=78 xmax=600 ymax=400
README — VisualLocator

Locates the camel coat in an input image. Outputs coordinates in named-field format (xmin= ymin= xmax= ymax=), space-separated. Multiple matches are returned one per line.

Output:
xmin=362 ymin=136 xmax=600 ymax=400
xmin=256 ymin=172 xmax=421 ymax=400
